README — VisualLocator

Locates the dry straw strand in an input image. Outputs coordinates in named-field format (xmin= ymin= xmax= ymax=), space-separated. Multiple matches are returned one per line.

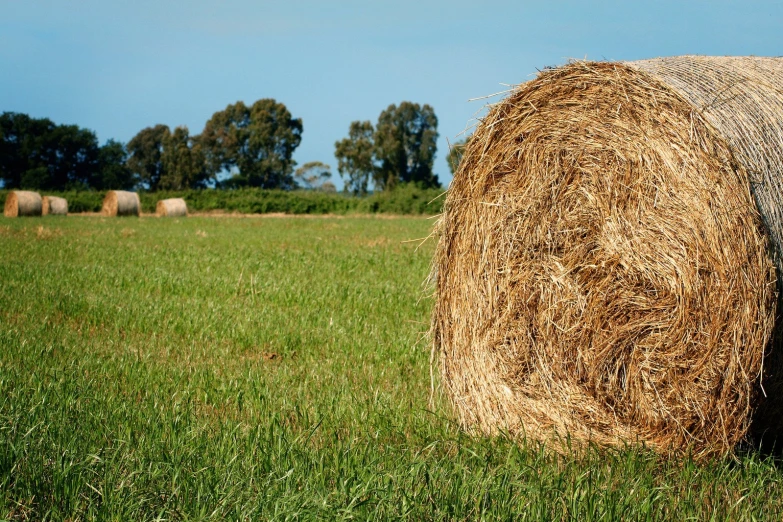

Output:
xmin=42 ymin=196 xmax=68 ymax=216
xmin=102 ymin=190 xmax=140 ymax=217
xmin=156 ymin=198 xmax=188 ymax=217
xmin=4 ymin=191 xmax=42 ymax=217
xmin=432 ymin=56 xmax=783 ymax=459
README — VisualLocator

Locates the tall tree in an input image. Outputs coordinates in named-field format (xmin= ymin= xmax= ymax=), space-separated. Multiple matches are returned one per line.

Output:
xmin=333 ymin=103 xmax=440 ymax=194
xmin=446 ymin=136 xmax=469 ymax=175
xmin=96 ymin=139 xmax=136 ymax=190
xmin=0 ymin=112 xmax=52 ymax=188
xmin=0 ymin=112 xmax=100 ymax=190
xmin=126 ymin=124 xmax=170 ymax=190
xmin=160 ymin=126 xmax=210 ymax=190
xmin=373 ymin=102 xmax=439 ymax=189
xmin=294 ymin=161 xmax=332 ymax=190
xmin=44 ymin=124 xmax=101 ymax=189
xmin=334 ymin=121 xmax=375 ymax=195
xmin=200 ymin=99 xmax=303 ymax=189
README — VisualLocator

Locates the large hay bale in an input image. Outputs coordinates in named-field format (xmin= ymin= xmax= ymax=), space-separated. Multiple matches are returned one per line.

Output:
xmin=433 ymin=56 xmax=783 ymax=458
xmin=102 ymin=190 xmax=140 ymax=217
xmin=4 ymin=191 xmax=42 ymax=217
xmin=156 ymin=198 xmax=187 ymax=217
xmin=42 ymin=196 xmax=68 ymax=216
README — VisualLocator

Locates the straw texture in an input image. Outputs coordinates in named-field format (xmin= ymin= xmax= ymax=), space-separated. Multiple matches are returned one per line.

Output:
xmin=433 ymin=57 xmax=783 ymax=458
xmin=629 ymin=56 xmax=783 ymax=280
xmin=156 ymin=198 xmax=188 ymax=217
xmin=42 ymin=196 xmax=68 ymax=216
xmin=102 ymin=191 xmax=140 ymax=217
xmin=4 ymin=191 xmax=42 ymax=217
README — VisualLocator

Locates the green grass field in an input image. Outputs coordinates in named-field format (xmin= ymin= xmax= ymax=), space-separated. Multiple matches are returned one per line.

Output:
xmin=1 ymin=216 xmax=782 ymax=520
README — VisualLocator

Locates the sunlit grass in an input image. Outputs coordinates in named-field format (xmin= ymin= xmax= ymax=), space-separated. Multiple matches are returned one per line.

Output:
xmin=1 ymin=216 xmax=781 ymax=520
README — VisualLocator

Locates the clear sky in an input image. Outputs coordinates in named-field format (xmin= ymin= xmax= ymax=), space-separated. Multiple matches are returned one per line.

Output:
xmin=2 ymin=0 xmax=782 ymax=189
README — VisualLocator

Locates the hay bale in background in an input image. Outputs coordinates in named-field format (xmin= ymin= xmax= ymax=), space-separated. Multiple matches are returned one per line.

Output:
xmin=42 ymin=196 xmax=68 ymax=216
xmin=433 ymin=56 xmax=783 ymax=459
xmin=4 ymin=191 xmax=42 ymax=217
xmin=102 ymin=190 xmax=140 ymax=217
xmin=156 ymin=198 xmax=187 ymax=217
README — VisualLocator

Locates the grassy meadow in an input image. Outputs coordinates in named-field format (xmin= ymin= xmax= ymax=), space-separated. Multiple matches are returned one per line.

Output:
xmin=1 ymin=215 xmax=782 ymax=520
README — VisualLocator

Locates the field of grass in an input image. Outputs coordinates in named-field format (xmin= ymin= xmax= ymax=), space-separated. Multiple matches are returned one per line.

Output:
xmin=1 ymin=215 xmax=782 ymax=520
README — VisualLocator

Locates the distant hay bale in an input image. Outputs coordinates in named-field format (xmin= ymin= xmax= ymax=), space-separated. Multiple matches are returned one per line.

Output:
xmin=156 ymin=198 xmax=187 ymax=217
xmin=432 ymin=56 xmax=783 ymax=459
xmin=4 ymin=191 xmax=42 ymax=217
xmin=42 ymin=196 xmax=68 ymax=216
xmin=102 ymin=190 xmax=140 ymax=217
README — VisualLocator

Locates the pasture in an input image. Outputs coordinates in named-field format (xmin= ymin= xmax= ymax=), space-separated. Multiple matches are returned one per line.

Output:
xmin=1 ymin=215 xmax=782 ymax=520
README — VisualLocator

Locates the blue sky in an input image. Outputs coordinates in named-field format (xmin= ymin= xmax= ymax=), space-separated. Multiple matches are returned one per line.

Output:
xmin=2 ymin=0 xmax=782 ymax=189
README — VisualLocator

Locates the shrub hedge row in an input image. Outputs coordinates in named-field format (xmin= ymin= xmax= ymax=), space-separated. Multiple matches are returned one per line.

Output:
xmin=0 ymin=185 xmax=445 ymax=216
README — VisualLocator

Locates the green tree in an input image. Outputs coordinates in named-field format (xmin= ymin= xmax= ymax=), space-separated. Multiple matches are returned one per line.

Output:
xmin=200 ymin=99 xmax=303 ymax=189
xmin=0 ymin=113 xmax=54 ymax=188
xmin=334 ymin=121 xmax=375 ymax=195
xmin=43 ymin=124 xmax=101 ymax=189
xmin=126 ymin=124 xmax=170 ymax=190
xmin=96 ymin=139 xmax=136 ymax=190
xmin=126 ymin=125 xmax=209 ymax=190
xmin=0 ymin=112 xmax=101 ymax=190
xmin=160 ymin=126 xmax=210 ymax=190
xmin=373 ymin=102 xmax=439 ymax=189
xmin=446 ymin=136 xmax=469 ymax=175
xmin=294 ymin=161 xmax=332 ymax=190
xmin=333 ymin=102 xmax=440 ymax=194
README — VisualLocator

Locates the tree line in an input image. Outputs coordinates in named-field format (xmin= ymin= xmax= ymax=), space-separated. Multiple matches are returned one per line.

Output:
xmin=0 ymin=99 xmax=449 ymax=193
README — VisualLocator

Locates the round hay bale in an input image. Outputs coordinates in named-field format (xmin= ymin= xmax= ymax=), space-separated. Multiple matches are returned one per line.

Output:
xmin=42 ymin=196 xmax=68 ymax=216
xmin=156 ymin=198 xmax=187 ymax=217
xmin=4 ymin=191 xmax=42 ymax=217
xmin=433 ymin=56 xmax=783 ymax=458
xmin=102 ymin=190 xmax=140 ymax=217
